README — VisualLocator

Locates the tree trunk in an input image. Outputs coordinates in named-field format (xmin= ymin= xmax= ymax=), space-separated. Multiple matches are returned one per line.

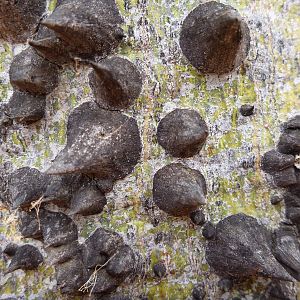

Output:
xmin=0 ymin=0 xmax=299 ymax=299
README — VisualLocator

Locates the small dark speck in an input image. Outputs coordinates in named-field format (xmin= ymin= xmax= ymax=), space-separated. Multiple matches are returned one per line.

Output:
xmin=153 ymin=262 xmax=167 ymax=278
xmin=270 ymin=195 xmax=282 ymax=205
xmin=239 ymin=104 xmax=254 ymax=117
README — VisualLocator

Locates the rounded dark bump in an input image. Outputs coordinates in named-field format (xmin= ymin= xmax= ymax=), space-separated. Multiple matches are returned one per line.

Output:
xmin=8 ymin=167 xmax=49 ymax=209
xmin=272 ymin=167 xmax=297 ymax=188
xmin=55 ymin=255 xmax=88 ymax=295
xmin=89 ymin=269 xmax=120 ymax=294
xmin=217 ymin=278 xmax=234 ymax=292
xmin=153 ymin=163 xmax=207 ymax=216
xmin=41 ymin=0 xmax=124 ymax=59
xmin=46 ymin=241 xmax=82 ymax=265
xmin=106 ymin=245 xmax=135 ymax=278
xmin=3 ymin=243 xmax=19 ymax=257
xmin=179 ymin=1 xmax=250 ymax=74
xmin=83 ymin=228 xmax=124 ymax=266
xmin=284 ymin=192 xmax=300 ymax=226
xmin=190 ymin=210 xmax=206 ymax=226
xmin=11 ymin=169 xmax=109 ymax=245
xmin=29 ymin=26 xmax=74 ymax=66
xmin=43 ymin=173 xmax=84 ymax=208
xmin=51 ymin=226 xmax=140 ymax=295
xmin=19 ymin=208 xmax=78 ymax=247
xmin=272 ymin=224 xmax=300 ymax=281
xmin=19 ymin=210 xmax=43 ymax=240
xmin=75 ymin=227 xmax=138 ymax=295
xmin=192 ymin=285 xmax=206 ymax=300
xmin=286 ymin=168 xmax=300 ymax=197
xmin=202 ymin=221 xmax=215 ymax=240
xmin=282 ymin=115 xmax=300 ymax=131
xmin=41 ymin=210 xmax=78 ymax=248
xmin=261 ymin=150 xmax=295 ymax=174
xmin=69 ymin=183 xmax=107 ymax=216
xmin=277 ymin=115 xmax=300 ymax=155
xmin=6 ymin=90 xmax=46 ymax=124
xmin=239 ymin=104 xmax=254 ymax=116
xmin=153 ymin=262 xmax=167 ymax=278
xmin=265 ymin=281 xmax=297 ymax=300
xmin=270 ymin=195 xmax=283 ymax=205
xmin=261 ymin=116 xmax=300 ymax=240
xmin=95 ymin=178 xmax=115 ymax=194
xmin=278 ymin=130 xmax=300 ymax=155
xmin=157 ymin=109 xmax=208 ymax=158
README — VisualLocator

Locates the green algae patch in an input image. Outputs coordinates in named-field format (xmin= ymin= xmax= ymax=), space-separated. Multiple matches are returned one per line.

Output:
xmin=48 ymin=0 xmax=57 ymax=12
xmin=0 ymin=83 xmax=10 ymax=101
xmin=173 ymin=250 xmax=188 ymax=271
xmin=147 ymin=281 xmax=193 ymax=300
xmin=206 ymin=169 xmax=280 ymax=224
xmin=209 ymin=130 xmax=243 ymax=156
xmin=238 ymin=77 xmax=257 ymax=104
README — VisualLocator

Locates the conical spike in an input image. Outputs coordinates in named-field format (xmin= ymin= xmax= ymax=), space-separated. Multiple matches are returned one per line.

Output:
xmin=206 ymin=213 xmax=294 ymax=281
xmin=46 ymin=102 xmax=141 ymax=180
xmin=89 ymin=57 xmax=143 ymax=110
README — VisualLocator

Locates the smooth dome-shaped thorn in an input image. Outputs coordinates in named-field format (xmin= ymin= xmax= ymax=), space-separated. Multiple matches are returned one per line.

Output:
xmin=9 ymin=48 xmax=59 ymax=96
xmin=277 ymin=115 xmax=300 ymax=155
xmin=89 ymin=57 xmax=143 ymax=110
xmin=157 ymin=109 xmax=208 ymax=158
xmin=153 ymin=163 xmax=207 ymax=216
xmin=69 ymin=183 xmax=107 ymax=216
xmin=8 ymin=167 xmax=49 ymax=209
xmin=179 ymin=1 xmax=250 ymax=75
xmin=3 ymin=243 xmax=19 ymax=257
xmin=40 ymin=210 xmax=78 ymax=248
xmin=6 ymin=90 xmax=46 ymax=124
xmin=273 ymin=224 xmax=300 ymax=281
